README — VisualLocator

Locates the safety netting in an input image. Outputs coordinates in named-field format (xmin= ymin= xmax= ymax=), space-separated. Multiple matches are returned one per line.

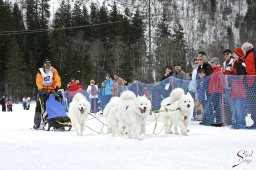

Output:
xmin=64 ymin=72 xmax=256 ymax=129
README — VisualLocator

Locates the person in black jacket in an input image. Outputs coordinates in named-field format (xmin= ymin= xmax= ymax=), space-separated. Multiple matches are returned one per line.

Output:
xmin=160 ymin=65 xmax=173 ymax=81
xmin=196 ymin=51 xmax=213 ymax=76
xmin=230 ymin=47 xmax=247 ymax=129
xmin=0 ymin=95 xmax=6 ymax=112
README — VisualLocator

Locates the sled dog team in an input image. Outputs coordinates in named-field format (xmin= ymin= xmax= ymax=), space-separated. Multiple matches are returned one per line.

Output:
xmin=69 ymin=88 xmax=194 ymax=138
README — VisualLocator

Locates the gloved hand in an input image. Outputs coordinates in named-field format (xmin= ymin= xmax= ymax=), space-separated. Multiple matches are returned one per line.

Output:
xmin=55 ymin=86 xmax=60 ymax=92
xmin=53 ymin=92 xmax=61 ymax=101
xmin=39 ymin=88 xmax=47 ymax=98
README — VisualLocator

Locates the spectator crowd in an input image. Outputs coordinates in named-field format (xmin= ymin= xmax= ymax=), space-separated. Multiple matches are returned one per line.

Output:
xmin=62 ymin=42 xmax=255 ymax=129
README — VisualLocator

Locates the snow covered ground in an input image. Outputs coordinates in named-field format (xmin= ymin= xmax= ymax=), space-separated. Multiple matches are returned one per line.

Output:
xmin=0 ymin=103 xmax=255 ymax=170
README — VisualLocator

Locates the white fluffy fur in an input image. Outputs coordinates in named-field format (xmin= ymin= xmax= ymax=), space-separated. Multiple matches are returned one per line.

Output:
xmin=116 ymin=91 xmax=152 ymax=139
xmin=69 ymin=93 xmax=90 ymax=136
xmin=161 ymin=87 xmax=185 ymax=107
xmin=103 ymin=97 xmax=121 ymax=135
xmin=160 ymin=88 xmax=194 ymax=136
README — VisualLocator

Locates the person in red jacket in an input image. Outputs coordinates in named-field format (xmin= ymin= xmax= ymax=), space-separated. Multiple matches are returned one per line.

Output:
xmin=241 ymin=42 xmax=256 ymax=82
xmin=241 ymin=42 xmax=256 ymax=127
xmin=208 ymin=57 xmax=224 ymax=127
xmin=6 ymin=100 xmax=13 ymax=112
xmin=67 ymin=77 xmax=80 ymax=91
xmin=230 ymin=47 xmax=247 ymax=128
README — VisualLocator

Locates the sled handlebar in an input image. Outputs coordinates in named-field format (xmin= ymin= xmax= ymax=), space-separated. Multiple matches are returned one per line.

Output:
xmin=39 ymin=88 xmax=62 ymax=94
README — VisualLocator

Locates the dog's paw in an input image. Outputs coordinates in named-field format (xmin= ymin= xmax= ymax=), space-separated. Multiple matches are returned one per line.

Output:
xmin=181 ymin=131 xmax=188 ymax=136
xmin=76 ymin=131 xmax=83 ymax=136
xmin=137 ymin=136 xmax=144 ymax=140
xmin=164 ymin=129 xmax=173 ymax=134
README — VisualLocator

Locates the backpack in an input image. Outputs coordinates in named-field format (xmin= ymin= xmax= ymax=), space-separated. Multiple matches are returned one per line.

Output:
xmin=91 ymin=85 xmax=97 ymax=96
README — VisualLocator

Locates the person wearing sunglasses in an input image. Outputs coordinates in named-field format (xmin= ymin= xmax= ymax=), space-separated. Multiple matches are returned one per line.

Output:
xmin=33 ymin=58 xmax=61 ymax=130
xmin=196 ymin=51 xmax=212 ymax=126
xmin=196 ymin=51 xmax=212 ymax=76
xmin=222 ymin=49 xmax=235 ymax=126
xmin=223 ymin=49 xmax=234 ymax=75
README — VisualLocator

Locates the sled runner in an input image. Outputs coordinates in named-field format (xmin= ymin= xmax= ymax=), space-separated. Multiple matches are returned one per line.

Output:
xmin=39 ymin=91 xmax=72 ymax=131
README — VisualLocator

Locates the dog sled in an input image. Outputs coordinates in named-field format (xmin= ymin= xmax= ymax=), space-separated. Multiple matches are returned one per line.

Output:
xmin=39 ymin=90 xmax=72 ymax=131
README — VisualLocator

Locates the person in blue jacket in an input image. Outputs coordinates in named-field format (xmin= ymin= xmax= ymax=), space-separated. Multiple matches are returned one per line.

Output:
xmin=101 ymin=73 xmax=113 ymax=110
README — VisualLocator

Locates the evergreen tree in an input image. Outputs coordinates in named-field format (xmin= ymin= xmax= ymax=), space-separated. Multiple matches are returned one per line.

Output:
xmin=155 ymin=10 xmax=173 ymax=80
xmin=123 ymin=7 xmax=132 ymax=45
xmin=25 ymin=0 xmax=51 ymax=79
xmin=38 ymin=0 xmax=50 ymax=28
xmin=11 ymin=3 xmax=25 ymax=46
xmin=53 ymin=0 xmax=72 ymax=36
xmin=72 ymin=0 xmax=83 ymax=37
xmin=51 ymin=0 xmax=73 ymax=83
xmin=156 ymin=10 xmax=171 ymax=38
xmin=82 ymin=5 xmax=90 ymax=40
xmin=171 ymin=22 xmax=187 ymax=71
xmin=0 ymin=0 xmax=12 ymax=93
xmin=109 ymin=2 xmax=124 ymax=39
xmin=37 ymin=0 xmax=50 ymax=62
xmin=11 ymin=3 xmax=32 ymax=97
xmin=227 ymin=26 xmax=234 ymax=50
xmin=11 ymin=3 xmax=25 ymax=30
xmin=89 ymin=3 xmax=99 ymax=41
xmin=4 ymin=36 xmax=27 ymax=100
xmin=98 ymin=4 xmax=109 ymax=41
xmin=130 ymin=9 xmax=148 ymax=81
xmin=26 ymin=0 xmax=39 ymax=30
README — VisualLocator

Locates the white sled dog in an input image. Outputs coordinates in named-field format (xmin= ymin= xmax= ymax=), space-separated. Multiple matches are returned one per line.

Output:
xmin=103 ymin=96 xmax=121 ymax=136
xmin=116 ymin=91 xmax=152 ymax=139
xmin=160 ymin=88 xmax=194 ymax=136
xmin=69 ymin=93 xmax=90 ymax=136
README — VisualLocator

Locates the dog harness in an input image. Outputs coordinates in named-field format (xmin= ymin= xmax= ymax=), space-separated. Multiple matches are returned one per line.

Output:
xmin=163 ymin=106 xmax=187 ymax=121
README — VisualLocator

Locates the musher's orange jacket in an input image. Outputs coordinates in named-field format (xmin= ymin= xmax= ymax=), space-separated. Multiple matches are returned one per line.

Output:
xmin=36 ymin=67 xmax=61 ymax=92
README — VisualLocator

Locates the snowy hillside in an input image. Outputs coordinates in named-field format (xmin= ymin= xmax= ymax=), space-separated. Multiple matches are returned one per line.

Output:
xmin=0 ymin=103 xmax=255 ymax=170
xmin=48 ymin=0 xmax=249 ymax=50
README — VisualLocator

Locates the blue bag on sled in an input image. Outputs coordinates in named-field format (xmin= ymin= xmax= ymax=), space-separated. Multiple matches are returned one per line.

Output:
xmin=43 ymin=94 xmax=72 ymax=131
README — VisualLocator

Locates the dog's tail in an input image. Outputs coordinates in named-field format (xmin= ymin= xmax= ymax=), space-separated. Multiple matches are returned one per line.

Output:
xmin=161 ymin=88 xmax=185 ymax=107
xmin=120 ymin=90 xmax=136 ymax=100
xmin=169 ymin=88 xmax=185 ymax=103
xmin=103 ymin=97 xmax=121 ymax=116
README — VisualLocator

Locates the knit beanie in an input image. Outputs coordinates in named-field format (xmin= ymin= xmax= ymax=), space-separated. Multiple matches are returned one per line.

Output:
xmin=210 ymin=57 xmax=220 ymax=65
xmin=234 ymin=47 xmax=244 ymax=58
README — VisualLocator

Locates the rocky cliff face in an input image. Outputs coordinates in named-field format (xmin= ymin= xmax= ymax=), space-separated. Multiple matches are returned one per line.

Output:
xmin=50 ymin=0 xmax=255 ymax=55
xmin=102 ymin=0 xmax=254 ymax=54
xmin=149 ymin=0 xmax=252 ymax=52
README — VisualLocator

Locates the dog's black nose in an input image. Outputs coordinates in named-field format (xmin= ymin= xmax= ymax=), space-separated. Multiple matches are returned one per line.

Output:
xmin=187 ymin=104 xmax=190 ymax=108
xmin=144 ymin=107 xmax=147 ymax=110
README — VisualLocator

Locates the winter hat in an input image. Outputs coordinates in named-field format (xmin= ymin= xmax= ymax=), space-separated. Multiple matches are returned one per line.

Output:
xmin=234 ymin=47 xmax=244 ymax=58
xmin=210 ymin=57 xmax=220 ymax=65
xmin=223 ymin=49 xmax=232 ymax=54
xmin=43 ymin=58 xmax=51 ymax=63
xmin=174 ymin=63 xmax=181 ymax=67
xmin=198 ymin=51 xmax=206 ymax=56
